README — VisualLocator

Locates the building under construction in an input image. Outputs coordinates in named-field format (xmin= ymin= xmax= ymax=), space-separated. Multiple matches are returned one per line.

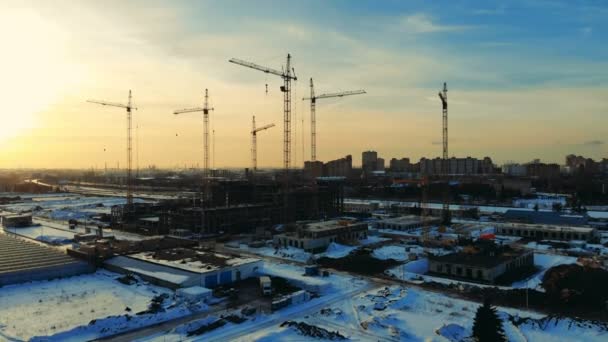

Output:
xmin=110 ymin=176 xmax=344 ymax=236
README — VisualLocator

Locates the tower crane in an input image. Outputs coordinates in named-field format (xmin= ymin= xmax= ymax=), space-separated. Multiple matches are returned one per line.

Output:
xmin=87 ymin=90 xmax=136 ymax=211
xmin=302 ymin=78 xmax=365 ymax=162
xmin=173 ymin=89 xmax=214 ymax=235
xmin=229 ymin=54 xmax=297 ymax=172
xmin=438 ymin=82 xmax=450 ymax=224
xmin=173 ymin=89 xmax=214 ymax=184
xmin=251 ymin=115 xmax=275 ymax=172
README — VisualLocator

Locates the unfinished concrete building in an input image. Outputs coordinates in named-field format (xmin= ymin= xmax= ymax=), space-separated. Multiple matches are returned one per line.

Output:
xmin=274 ymin=219 xmax=368 ymax=253
xmin=428 ymin=242 xmax=533 ymax=284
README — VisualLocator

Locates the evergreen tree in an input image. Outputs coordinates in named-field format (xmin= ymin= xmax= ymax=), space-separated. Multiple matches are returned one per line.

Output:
xmin=471 ymin=299 xmax=506 ymax=342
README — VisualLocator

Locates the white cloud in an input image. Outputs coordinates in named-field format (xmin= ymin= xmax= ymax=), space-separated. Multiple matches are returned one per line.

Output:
xmin=399 ymin=13 xmax=471 ymax=34
xmin=580 ymin=26 xmax=593 ymax=36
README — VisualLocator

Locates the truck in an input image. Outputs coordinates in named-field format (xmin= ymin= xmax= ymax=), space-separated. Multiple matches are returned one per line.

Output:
xmin=259 ymin=276 xmax=272 ymax=296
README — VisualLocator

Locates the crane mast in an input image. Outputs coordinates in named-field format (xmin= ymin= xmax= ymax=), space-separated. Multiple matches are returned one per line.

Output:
xmin=439 ymin=82 xmax=450 ymax=224
xmin=173 ymin=89 xmax=215 ymax=234
xmin=229 ymin=54 xmax=297 ymax=172
xmin=303 ymin=79 xmax=365 ymax=162
xmin=87 ymin=90 xmax=136 ymax=212
xmin=229 ymin=53 xmax=296 ymax=223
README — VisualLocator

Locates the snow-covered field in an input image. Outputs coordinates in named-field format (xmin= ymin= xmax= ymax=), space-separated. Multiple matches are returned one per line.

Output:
xmin=243 ymin=285 xmax=607 ymax=342
xmin=0 ymin=194 xmax=149 ymax=221
xmin=0 ymin=270 xmax=195 ymax=341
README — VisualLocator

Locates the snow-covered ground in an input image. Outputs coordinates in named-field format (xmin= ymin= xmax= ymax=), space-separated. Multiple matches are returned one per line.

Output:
xmin=3 ymin=225 xmax=75 ymax=245
xmin=0 ymin=194 xmax=150 ymax=221
xmin=137 ymin=261 xmax=371 ymax=342
xmin=244 ymin=285 xmax=607 ymax=342
xmin=236 ymin=244 xmax=313 ymax=263
xmin=0 ymin=270 xmax=197 ymax=341
xmin=372 ymin=244 xmax=452 ymax=262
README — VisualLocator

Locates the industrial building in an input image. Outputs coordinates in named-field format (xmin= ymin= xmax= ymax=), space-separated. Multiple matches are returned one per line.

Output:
xmin=344 ymin=201 xmax=379 ymax=214
xmin=1 ymin=213 xmax=33 ymax=228
xmin=428 ymin=243 xmax=533 ymax=284
xmin=495 ymin=223 xmax=597 ymax=242
xmin=0 ymin=233 xmax=93 ymax=286
xmin=274 ymin=219 xmax=368 ymax=253
xmin=502 ymin=209 xmax=588 ymax=226
xmin=105 ymin=248 xmax=262 ymax=289
xmin=374 ymin=215 xmax=440 ymax=231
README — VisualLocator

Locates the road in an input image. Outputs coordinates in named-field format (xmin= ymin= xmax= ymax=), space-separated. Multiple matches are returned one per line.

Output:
xmin=99 ymin=245 xmax=387 ymax=342
xmin=208 ymin=280 xmax=378 ymax=342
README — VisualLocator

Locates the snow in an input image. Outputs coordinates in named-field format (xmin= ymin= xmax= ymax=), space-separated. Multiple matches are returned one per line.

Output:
xmin=4 ymin=225 xmax=75 ymax=245
xmin=0 ymin=270 xmax=195 ymax=341
xmin=138 ymin=261 xmax=370 ymax=342
xmin=245 ymin=285 xmax=607 ymax=342
xmin=130 ymin=251 xmax=260 ymax=274
xmin=372 ymin=245 xmax=409 ymax=261
xmin=372 ymin=244 xmax=452 ymax=262
xmin=319 ymin=243 xmax=357 ymax=259
xmin=344 ymin=197 xmax=608 ymax=219
xmin=236 ymin=244 xmax=313 ymax=263
xmin=105 ymin=256 xmax=195 ymax=287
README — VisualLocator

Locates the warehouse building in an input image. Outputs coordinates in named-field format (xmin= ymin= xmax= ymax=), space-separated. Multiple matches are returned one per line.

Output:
xmin=105 ymin=247 xmax=262 ymax=289
xmin=495 ymin=223 xmax=597 ymax=242
xmin=374 ymin=215 xmax=441 ymax=231
xmin=344 ymin=201 xmax=379 ymax=214
xmin=274 ymin=219 xmax=368 ymax=253
xmin=0 ymin=233 xmax=93 ymax=286
xmin=428 ymin=243 xmax=533 ymax=284
xmin=1 ymin=213 xmax=33 ymax=228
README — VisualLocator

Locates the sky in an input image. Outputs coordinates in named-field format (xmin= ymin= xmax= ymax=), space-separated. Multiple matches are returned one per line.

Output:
xmin=0 ymin=0 xmax=606 ymax=169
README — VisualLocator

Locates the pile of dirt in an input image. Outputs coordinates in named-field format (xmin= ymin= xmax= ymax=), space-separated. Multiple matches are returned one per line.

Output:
xmin=280 ymin=321 xmax=347 ymax=340
xmin=317 ymin=248 xmax=399 ymax=275
xmin=542 ymin=264 xmax=608 ymax=309
xmin=116 ymin=274 xmax=138 ymax=285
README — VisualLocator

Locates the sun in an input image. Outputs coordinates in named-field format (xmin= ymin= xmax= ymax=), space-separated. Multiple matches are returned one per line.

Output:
xmin=0 ymin=9 xmax=73 ymax=144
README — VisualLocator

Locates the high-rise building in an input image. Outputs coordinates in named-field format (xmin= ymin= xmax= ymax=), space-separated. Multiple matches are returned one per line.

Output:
xmin=362 ymin=151 xmax=378 ymax=173
xmin=376 ymin=158 xmax=385 ymax=171
xmin=389 ymin=158 xmax=411 ymax=172
xmin=420 ymin=156 xmax=494 ymax=175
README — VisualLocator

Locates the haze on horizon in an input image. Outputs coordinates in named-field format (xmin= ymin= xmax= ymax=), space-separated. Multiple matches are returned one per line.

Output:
xmin=0 ymin=0 xmax=606 ymax=169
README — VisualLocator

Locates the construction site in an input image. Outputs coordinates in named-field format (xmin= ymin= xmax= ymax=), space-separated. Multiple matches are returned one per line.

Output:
xmin=0 ymin=46 xmax=608 ymax=341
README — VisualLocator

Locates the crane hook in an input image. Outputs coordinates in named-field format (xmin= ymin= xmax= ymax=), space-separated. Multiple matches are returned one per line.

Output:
xmin=265 ymin=83 xmax=268 ymax=95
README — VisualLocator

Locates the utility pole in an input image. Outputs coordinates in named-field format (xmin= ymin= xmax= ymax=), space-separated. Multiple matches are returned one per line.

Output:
xmin=303 ymin=78 xmax=365 ymax=162
xmin=251 ymin=115 xmax=275 ymax=172
xmin=88 ymin=90 xmax=136 ymax=212
xmin=438 ymin=82 xmax=450 ymax=224
xmin=174 ymin=89 xmax=215 ymax=235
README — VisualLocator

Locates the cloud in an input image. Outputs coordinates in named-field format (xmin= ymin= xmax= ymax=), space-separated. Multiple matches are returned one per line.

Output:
xmin=580 ymin=26 xmax=592 ymax=36
xmin=399 ymin=14 xmax=471 ymax=34
xmin=473 ymin=7 xmax=506 ymax=15
xmin=583 ymin=140 xmax=604 ymax=146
